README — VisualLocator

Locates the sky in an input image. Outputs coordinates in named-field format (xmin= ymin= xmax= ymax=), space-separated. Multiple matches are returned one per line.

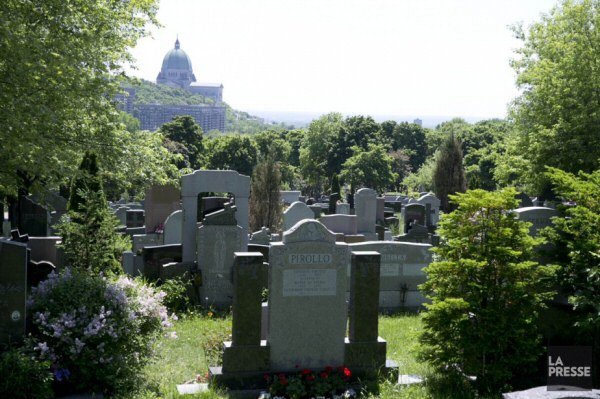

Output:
xmin=130 ymin=0 xmax=559 ymax=122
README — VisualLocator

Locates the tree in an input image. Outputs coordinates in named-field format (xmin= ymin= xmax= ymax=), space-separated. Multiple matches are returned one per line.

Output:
xmin=509 ymin=0 xmax=600 ymax=194
xmin=339 ymin=144 xmax=397 ymax=194
xmin=204 ymin=135 xmax=258 ymax=176
xmin=0 ymin=0 xmax=159 ymax=198
xmin=390 ymin=122 xmax=428 ymax=172
xmin=419 ymin=188 xmax=555 ymax=393
xmin=299 ymin=113 xmax=344 ymax=194
xmin=159 ymin=115 xmax=204 ymax=169
xmin=249 ymin=156 xmax=282 ymax=232
xmin=433 ymin=134 xmax=467 ymax=212
xmin=58 ymin=154 xmax=130 ymax=275
xmin=388 ymin=149 xmax=412 ymax=192
xmin=546 ymin=167 xmax=600 ymax=330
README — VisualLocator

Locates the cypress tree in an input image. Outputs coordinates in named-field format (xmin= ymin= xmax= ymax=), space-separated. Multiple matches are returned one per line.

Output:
xmin=433 ymin=134 xmax=467 ymax=212
xmin=249 ymin=155 xmax=282 ymax=232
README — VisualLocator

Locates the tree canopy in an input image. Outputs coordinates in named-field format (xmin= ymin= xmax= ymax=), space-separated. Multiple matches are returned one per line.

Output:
xmin=508 ymin=0 xmax=600 ymax=194
xmin=0 ymin=0 xmax=161 ymax=198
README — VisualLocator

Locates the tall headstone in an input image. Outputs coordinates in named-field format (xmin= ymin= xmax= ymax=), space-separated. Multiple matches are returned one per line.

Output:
xmin=144 ymin=184 xmax=181 ymax=233
xmin=268 ymin=220 xmax=350 ymax=369
xmin=197 ymin=204 xmax=244 ymax=309
xmin=282 ymin=201 xmax=314 ymax=231
xmin=0 ymin=240 xmax=28 ymax=345
xmin=403 ymin=203 xmax=426 ymax=232
xmin=355 ymin=188 xmax=377 ymax=240
xmin=181 ymin=170 xmax=250 ymax=263
xmin=319 ymin=214 xmax=358 ymax=236
xmin=221 ymin=252 xmax=269 ymax=373
xmin=514 ymin=207 xmax=558 ymax=236
xmin=126 ymin=209 xmax=145 ymax=228
xmin=416 ymin=193 xmax=440 ymax=226
xmin=18 ymin=196 xmax=50 ymax=237
xmin=163 ymin=210 xmax=183 ymax=245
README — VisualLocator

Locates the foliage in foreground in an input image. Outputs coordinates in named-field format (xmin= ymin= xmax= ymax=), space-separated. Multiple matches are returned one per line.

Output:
xmin=546 ymin=167 xmax=600 ymax=335
xmin=419 ymin=188 xmax=556 ymax=394
xmin=27 ymin=269 xmax=175 ymax=395
xmin=0 ymin=347 xmax=53 ymax=399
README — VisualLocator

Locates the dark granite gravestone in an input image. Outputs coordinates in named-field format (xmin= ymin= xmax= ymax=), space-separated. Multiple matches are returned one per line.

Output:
xmin=141 ymin=244 xmax=183 ymax=281
xmin=221 ymin=252 xmax=269 ymax=373
xmin=126 ymin=209 xmax=145 ymax=228
xmin=345 ymin=251 xmax=389 ymax=377
xmin=0 ymin=240 xmax=28 ymax=345
xmin=403 ymin=203 xmax=426 ymax=233
xmin=18 ymin=196 xmax=49 ymax=236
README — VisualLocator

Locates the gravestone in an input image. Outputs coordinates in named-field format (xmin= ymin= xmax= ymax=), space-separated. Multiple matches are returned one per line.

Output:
xmin=349 ymin=241 xmax=432 ymax=309
xmin=268 ymin=220 xmax=350 ymax=369
xmin=18 ymin=196 xmax=50 ymax=237
xmin=141 ymin=244 xmax=183 ymax=281
xmin=144 ymin=184 xmax=181 ymax=233
xmin=416 ymin=193 xmax=440 ymax=227
xmin=114 ymin=206 xmax=129 ymax=226
xmin=403 ymin=203 xmax=426 ymax=232
xmin=514 ymin=207 xmax=558 ymax=236
xmin=355 ymin=188 xmax=377 ymax=239
xmin=0 ymin=240 xmax=28 ymax=345
xmin=396 ymin=224 xmax=431 ymax=244
xmin=319 ymin=214 xmax=357 ymax=236
xmin=280 ymin=191 xmax=301 ymax=205
xmin=163 ymin=210 xmax=183 ymax=245
xmin=126 ymin=209 xmax=145 ymax=228
xmin=181 ymin=170 xmax=250 ymax=263
xmin=221 ymin=252 xmax=269 ymax=373
xmin=249 ymin=227 xmax=271 ymax=245
xmin=197 ymin=204 xmax=244 ymax=309
xmin=336 ymin=203 xmax=350 ymax=214
xmin=282 ymin=201 xmax=314 ymax=231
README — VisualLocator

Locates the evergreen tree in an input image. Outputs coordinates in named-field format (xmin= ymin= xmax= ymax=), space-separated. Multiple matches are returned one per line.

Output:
xmin=433 ymin=134 xmax=467 ymax=212
xmin=249 ymin=155 xmax=282 ymax=232
xmin=419 ymin=188 xmax=556 ymax=394
xmin=59 ymin=152 xmax=129 ymax=275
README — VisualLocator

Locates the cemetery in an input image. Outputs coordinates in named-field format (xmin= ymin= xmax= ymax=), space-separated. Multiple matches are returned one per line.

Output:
xmin=3 ymin=1 xmax=600 ymax=398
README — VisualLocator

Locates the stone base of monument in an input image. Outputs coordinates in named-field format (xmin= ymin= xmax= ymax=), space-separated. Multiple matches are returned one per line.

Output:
xmin=221 ymin=341 xmax=270 ymax=372
xmin=343 ymin=337 xmax=399 ymax=381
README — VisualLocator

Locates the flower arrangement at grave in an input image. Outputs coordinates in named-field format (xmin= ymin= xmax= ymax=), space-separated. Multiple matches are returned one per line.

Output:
xmin=263 ymin=366 xmax=355 ymax=399
xmin=26 ymin=268 xmax=176 ymax=396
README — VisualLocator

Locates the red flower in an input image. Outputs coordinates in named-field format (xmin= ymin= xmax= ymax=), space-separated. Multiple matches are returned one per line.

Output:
xmin=307 ymin=374 xmax=315 ymax=381
xmin=278 ymin=374 xmax=288 ymax=386
xmin=343 ymin=367 xmax=352 ymax=379
xmin=264 ymin=373 xmax=270 ymax=382
xmin=325 ymin=366 xmax=333 ymax=373
xmin=320 ymin=371 xmax=329 ymax=379
xmin=301 ymin=368 xmax=311 ymax=375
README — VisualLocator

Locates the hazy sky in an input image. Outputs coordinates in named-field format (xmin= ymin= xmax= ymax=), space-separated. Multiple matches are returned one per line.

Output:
xmin=130 ymin=0 xmax=559 ymax=120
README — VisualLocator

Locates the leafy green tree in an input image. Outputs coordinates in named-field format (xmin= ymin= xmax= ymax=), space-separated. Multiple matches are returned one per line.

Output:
xmin=0 ymin=0 xmax=159 ymax=198
xmin=388 ymin=149 xmax=412 ymax=192
xmin=419 ymin=188 xmax=555 ymax=393
xmin=509 ymin=0 xmax=600 ymax=194
xmin=339 ymin=144 xmax=397 ymax=194
xmin=391 ymin=122 xmax=428 ymax=172
xmin=546 ymin=167 xmax=600 ymax=330
xmin=249 ymin=156 xmax=282 ymax=232
xmin=299 ymin=113 xmax=344 ymax=194
xmin=433 ymin=134 xmax=467 ymax=212
xmin=403 ymin=152 xmax=437 ymax=194
xmin=204 ymin=134 xmax=258 ymax=176
xmin=159 ymin=115 xmax=204 ymax=169
xmin=68 ymin=152 xmax=104 ymax=214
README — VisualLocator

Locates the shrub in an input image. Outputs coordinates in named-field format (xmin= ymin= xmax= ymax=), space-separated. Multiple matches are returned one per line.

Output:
xmin=0 ymin=347 xmax=53 ymax=399
xmin=57 ymin=189 xmax=130 ymax=275
xmin=27 ymin=268 xmax=175 ymax=395
xmin=418 ymin=188 xmax=556 ymax=393
xmin=159 ymin=272 xmax=194 ymax=314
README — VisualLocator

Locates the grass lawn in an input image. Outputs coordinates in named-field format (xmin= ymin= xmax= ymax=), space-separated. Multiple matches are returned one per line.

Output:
xmin=129 ymin=312 xmax=501 ymax=399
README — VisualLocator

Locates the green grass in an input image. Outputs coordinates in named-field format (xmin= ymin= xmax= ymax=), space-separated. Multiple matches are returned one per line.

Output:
xmin=127 ymin=312 xmax=499 ymax=399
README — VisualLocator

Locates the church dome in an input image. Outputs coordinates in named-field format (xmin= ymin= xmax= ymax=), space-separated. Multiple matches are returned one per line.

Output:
xmin=161 ymin=38 xmax=193 ymax=71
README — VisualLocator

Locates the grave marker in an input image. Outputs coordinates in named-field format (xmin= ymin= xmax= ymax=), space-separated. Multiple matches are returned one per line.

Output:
xmin=0 ymin=240 xmax=28 ymax=345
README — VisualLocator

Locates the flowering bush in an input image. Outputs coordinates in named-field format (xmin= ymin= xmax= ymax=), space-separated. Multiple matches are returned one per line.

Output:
xmin=27 ymin=268 xmax=176 ymax=395
xmin=264 ymin=366 xmax=354 ymax=399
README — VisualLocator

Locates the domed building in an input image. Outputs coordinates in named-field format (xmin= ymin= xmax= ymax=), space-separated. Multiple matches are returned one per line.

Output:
xmin=156 ymin=38 xmax=223 ymax=103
